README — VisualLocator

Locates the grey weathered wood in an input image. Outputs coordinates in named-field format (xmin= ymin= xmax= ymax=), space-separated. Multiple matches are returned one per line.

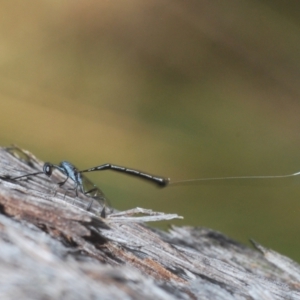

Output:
xmin=0 ymin=146 xmax=299 ymax=300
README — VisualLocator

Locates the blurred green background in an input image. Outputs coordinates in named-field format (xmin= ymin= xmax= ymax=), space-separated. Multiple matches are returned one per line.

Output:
xmin=1 ymin=1 xmax=300 ymax=261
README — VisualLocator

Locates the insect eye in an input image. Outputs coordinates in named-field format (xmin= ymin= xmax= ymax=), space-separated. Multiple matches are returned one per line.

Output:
xmin=43 ymin=163 xmax=53 ymax=176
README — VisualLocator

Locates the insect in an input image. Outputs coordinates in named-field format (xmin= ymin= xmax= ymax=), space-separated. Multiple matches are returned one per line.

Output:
xmin=11 ymin=160 xmax=170 ymax=217
xmin=9 ymin=147 xmax=300 ymax=217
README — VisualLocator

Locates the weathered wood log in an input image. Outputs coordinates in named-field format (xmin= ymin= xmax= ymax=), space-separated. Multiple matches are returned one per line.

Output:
xmin=0 ymin=146 xmax=299 ymax=299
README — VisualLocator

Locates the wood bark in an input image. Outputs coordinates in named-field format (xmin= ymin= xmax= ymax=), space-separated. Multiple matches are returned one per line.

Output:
xmin=0 ymin=146 xmax=299 ymax=300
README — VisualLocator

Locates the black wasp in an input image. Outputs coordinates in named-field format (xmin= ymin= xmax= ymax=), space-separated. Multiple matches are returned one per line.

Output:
xmin=10 ymin=147 xmax=300 ymax=217
xmin=12 ymin=160 xmax=170 ymax=217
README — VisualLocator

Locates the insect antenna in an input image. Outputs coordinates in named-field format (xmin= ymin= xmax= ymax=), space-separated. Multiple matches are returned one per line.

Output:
xmin=12 ymin=171 xmax=45 ymax=180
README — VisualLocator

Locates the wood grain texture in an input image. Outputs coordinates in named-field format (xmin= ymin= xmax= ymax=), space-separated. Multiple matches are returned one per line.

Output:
xmin=0 ymin=146 xmax=299 ymax=300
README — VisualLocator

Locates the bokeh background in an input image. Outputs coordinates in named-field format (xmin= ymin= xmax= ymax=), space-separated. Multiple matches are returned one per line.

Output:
xmin=1 ymin=1 xmax=300 ymax=261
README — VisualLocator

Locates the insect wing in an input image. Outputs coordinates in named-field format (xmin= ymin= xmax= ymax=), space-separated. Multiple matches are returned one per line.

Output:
xmin=80 ymin=173 xmax=110 ymax=207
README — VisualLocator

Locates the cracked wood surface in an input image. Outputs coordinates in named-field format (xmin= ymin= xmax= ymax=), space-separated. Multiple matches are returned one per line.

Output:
xmin=0 ymin=146 xmax=299 ymax=300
